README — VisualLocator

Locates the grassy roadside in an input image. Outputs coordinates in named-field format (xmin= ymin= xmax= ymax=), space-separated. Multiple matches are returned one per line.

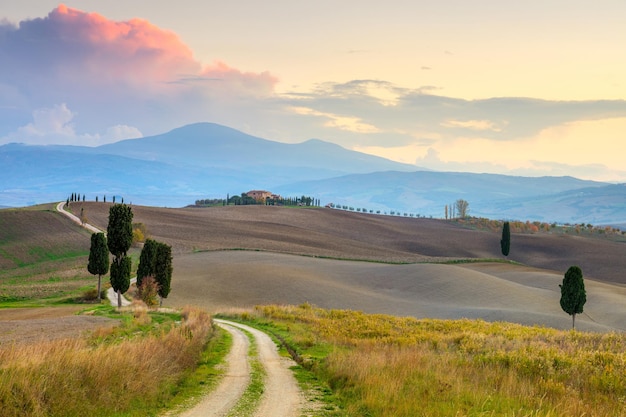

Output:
xmin=0 ymin=305 xmax=230 ymax=417
xmin=224 ymin=304 xmax=626 ymax=417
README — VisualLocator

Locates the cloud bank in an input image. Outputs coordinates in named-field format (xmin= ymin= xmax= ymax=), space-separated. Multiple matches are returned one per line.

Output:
xmin=0 ymin=5 xmax=277 ymax=145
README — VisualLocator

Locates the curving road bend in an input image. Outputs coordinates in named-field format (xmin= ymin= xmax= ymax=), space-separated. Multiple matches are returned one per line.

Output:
xmin=218 ymin=320 xmax=302 ymax=417
xmin=179 ymin=319 xmax=302 ymax=417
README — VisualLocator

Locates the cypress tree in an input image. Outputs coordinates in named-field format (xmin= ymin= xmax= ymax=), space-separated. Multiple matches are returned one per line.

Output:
xmin=87 ymin=233 xmax=109 ymax=301
xmin=137 ymin=239 xmax=158 ymax=288
xmin=110 ymin=256 xmax=131 ymax=306
xmin=500 ymin=221 xmax=511 ymax=257
xmin=155 ymin=242 xmax=173 ymax=306
xmin=559 ymin=266 xmax=586 ymax=329
xmin=107 ymin=204 xmax=133 ymax=308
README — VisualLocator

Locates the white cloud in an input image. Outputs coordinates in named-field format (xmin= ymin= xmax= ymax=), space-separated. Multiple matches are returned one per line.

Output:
xmin=0 ymin=103 xmax=143 ymax=146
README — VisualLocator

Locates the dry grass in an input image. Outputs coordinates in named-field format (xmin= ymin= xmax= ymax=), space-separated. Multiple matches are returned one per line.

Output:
xmin=251 ymin=304 xmax=626 ymax=417
xmin=0 ymin=306 xmax=214 ymax=417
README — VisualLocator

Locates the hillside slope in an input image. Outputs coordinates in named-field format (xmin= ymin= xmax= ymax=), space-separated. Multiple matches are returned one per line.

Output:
xmin=74 ymin=202 xmax=626 ymax=284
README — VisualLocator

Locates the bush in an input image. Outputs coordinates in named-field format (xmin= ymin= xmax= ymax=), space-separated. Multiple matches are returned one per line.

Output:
xmin=80 ymin=288 xmax=107 ymax=302
xmin=136 ymin=275 xmax=160 ymax=307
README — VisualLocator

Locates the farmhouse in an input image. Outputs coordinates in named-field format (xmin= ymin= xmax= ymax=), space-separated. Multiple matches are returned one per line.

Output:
xmin=246 ymin=190 xmax=281 ymax=203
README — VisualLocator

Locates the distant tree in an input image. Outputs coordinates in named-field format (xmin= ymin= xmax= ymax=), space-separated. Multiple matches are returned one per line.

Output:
xmin=559 ymin=266 xmax=586 ymax=329
xmin=96 ymin=196 xmax=99 ymax=203
xmin=455 ymin=199 xmax=469 ymax=218
xmin=500 ymin=221 xmax=511 ymax=257
xmin=154 ymin=242 xmax=173 ymax=306
xmin=113 ymin=196 xmax=116 ymax=204
xmin=137 ymin=239 xmax=158 ymax=288
xmin=87 ymin=233 xmax=109 ymax=301
xmin=82 ymin=194 xmax=85 ymax=202
xmin=103 ymin=195 xmax=106 ymax=203
xmin=107 ymin=204 xmax=133 ymax=307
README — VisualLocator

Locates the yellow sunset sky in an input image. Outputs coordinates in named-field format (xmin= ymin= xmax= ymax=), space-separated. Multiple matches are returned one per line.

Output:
xmin=1 ymin=1 xmax=625 ymax=181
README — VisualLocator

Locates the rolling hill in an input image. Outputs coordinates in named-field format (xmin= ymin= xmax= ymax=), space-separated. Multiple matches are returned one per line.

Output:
xmin=4 ymin=203 xmax=626 ymax=332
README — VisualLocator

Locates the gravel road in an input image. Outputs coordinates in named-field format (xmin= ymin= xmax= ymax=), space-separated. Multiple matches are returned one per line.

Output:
xmin=176 ymin=319 xmax=302 ymax=417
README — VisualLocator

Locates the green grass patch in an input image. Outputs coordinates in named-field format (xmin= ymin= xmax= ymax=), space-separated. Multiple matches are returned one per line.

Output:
xmin=226 ymin=327 xmax=265 ymax=417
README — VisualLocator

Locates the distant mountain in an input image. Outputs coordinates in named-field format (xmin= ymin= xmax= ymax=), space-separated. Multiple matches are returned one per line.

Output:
xmin=0 ymin=123 xmax=415 ymax=207
xmin=95 ymin=123 xmax=416 ymax=180
xmin=0 ymin=122 xmax=623 ymax=225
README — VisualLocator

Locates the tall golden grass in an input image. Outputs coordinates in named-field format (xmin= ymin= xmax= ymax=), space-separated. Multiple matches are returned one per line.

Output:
xmin=255 ymin=304 xmax=626 ymax=417
xmin=0 ymin=306 xmax=213 ymax=417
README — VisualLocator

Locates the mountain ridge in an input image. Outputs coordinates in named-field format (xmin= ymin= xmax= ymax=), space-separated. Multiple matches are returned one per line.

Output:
xmin=1 ymin=122 xmax=623 ymax=225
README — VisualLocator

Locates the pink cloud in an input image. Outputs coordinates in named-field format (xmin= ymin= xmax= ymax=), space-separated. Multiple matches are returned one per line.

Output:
xmin=0 ymin=5 xmax=278 ymax=139
xmin=31 ymin=5 xmax=199 ymax=86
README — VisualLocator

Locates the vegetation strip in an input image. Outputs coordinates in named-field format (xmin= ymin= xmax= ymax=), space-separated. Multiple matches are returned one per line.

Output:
xmin=229 ymin=304 xmax=626 ymax=417
xmin=0 ymin=306 xmax=218 ymax=417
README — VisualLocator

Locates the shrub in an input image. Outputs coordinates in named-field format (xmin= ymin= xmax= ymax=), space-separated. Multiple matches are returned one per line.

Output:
xmin=136 ymin=275 xmax=160 ymax=307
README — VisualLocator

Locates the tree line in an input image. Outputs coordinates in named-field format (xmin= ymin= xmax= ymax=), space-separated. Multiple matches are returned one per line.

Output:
xmin=195 ymin=193 xmax=320 ymax=207
xmin=67 ymin=193 xmax=125 ymax=205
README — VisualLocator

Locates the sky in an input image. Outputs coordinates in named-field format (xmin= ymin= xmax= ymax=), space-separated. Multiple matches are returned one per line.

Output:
xmin=1 ymin=1 xmax=625 ymax=182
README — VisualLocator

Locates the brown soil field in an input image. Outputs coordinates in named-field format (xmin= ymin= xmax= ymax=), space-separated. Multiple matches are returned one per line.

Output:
xmin=4 ymin=202 xmax=626 ymax=334
xmin=74 ymin=202 xmax=626 ymax=284
xmin=65 ymin=202 xmax=626 ymax=332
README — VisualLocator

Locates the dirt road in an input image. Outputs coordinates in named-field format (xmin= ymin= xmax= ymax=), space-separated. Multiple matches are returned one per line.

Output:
xmin=177 ymin=319 xmax=302 ymax=417
xmin=56 ymin=202 xmax=132 ymax=307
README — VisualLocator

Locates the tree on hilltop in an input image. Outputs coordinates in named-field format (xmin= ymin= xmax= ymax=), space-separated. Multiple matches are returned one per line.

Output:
xmin=455 ymin=199 xmax=469 ymax=218
xmin=87 ymin=232 xmax=109 ymax=301
xmin=559 ymin=266 xmax=586 ymax=329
